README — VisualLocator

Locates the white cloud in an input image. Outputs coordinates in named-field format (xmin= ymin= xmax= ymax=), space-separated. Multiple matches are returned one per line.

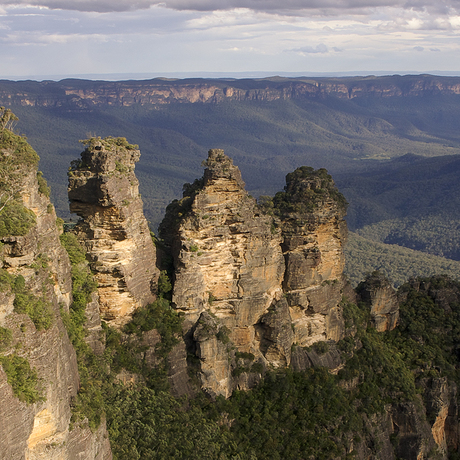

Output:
xmin=0 ymin=1 xmax=459 ymax=78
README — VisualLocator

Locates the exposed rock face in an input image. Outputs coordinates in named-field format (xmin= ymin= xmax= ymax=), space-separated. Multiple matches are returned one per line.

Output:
xmin=256 ymin=297 xmax=294 ymax=368
xmin=160 ymin=150 xmax=348 ymax=396
xmin=0 ymin=157 xmax=111 ymax=458
xmin=193 ymin=311 xmax=234 ymax=398
xmin=68 ymin=137 xmax=159 ymax=327
xmin=357 ymin=271 xmax=399 ymax=332
xmin=2 ymin=76 xmax=460 ymax=109
xmin=274 ymin=166 xmax=348 ymax=346
xmin=423 ymin=377 xmax=459 ymax=458
xmin=160 ymin=149 xmax=286 ymax=396
xmin=389 ymin=401 xmax=436 ymax=460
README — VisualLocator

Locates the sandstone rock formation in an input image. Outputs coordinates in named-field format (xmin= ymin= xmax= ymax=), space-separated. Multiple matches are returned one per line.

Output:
xmin=357 ymin=271 xmax=399 ymax=332
xmin=274 ymin=166 xmax=348 ymax=346
xmin=160 ymin=149 xmax=286 ymax=396
xmin=423 ymin=377 xmax=459 ymax=457
xmin=68 ymin=137 xmax=159 ymax=327
xmin=160 ymin=150 xmax=348 ymax=396
xmin=0 ymin=137 xmax=111 ymax=459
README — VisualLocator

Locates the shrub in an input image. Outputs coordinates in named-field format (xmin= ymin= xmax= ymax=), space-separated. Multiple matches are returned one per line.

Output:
xmin=157 ymin=270 xmax=172 ymax=297
xmin=37 ymin=171 xmax=51 ymax=197
xmin=0 ymin=268 xmax=14 ymax=292
xmin=0 ymin=200 xmax=36 ymax=238
xmin=0 ymin=353 xmax=43 ymax=403
xmin=0 ymin=326 xmax=12 ymax=351
xmin=13 ymin=292 xmax=54 ymax=331
xmin=71 ymin=264 xmax=97 ymax=313
xmin=124 ymin=297 xmax=182 ymax=357
xmin=59 ymin=232 xmax=87 ymax=265
xmin=236 ymin=351 xmax=255 ymax=361
xmin=216 ymin=326 xmax=231 ymax=344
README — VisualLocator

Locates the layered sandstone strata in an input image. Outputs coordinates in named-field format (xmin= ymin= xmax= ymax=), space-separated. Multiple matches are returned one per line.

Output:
xmin=273 ymin=166 xmax=348 ymax=346
xmin=160 ymin=150 xmax=349 ymax=396
xmin=2 ymin=76 xmax=460 ymax=109
xmin=68 ymin=137 xmax=158 ymax=326
xmin=160 ymin=149 xmax=285 ymax=395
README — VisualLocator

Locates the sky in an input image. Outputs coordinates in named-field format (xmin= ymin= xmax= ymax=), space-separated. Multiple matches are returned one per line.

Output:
xmin=1 ymin=0 xmax=460 ymax=80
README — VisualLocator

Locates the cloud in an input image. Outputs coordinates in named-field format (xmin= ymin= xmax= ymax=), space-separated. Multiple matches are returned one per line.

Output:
xmin=293 ymin=43 xmax=328 ymax=53
xmin=1 ymin=0 xmax=460 ymax=14
xmin=0 ymin=0 xmax=154 ymax=12
xmin=413 ymin=45 xmax=424 ymax=50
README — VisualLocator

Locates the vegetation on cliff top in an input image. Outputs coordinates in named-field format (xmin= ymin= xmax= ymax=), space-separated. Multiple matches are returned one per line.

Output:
xmin=260 ymin=166 xmax=348 ymax=217
xmin=0 ymin=107 xmax=39 ymax=238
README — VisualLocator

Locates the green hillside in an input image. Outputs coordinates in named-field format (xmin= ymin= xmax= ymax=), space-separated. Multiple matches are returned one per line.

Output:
xmin=344 ymin=232 xmax=460 ymax=287
xmin=7 ymin=90 xmax=460 ymax=229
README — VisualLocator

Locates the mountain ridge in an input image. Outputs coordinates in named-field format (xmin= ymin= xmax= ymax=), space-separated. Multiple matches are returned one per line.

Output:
xmin=2 ymin=75 xmax=460 ymax=109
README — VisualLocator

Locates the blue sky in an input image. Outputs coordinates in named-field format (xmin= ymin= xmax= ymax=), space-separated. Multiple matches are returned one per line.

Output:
xmin=1 ymin=0 xmax=460 ymax=79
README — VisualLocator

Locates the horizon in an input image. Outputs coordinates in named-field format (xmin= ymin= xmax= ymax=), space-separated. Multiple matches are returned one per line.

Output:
xmin=4 ymin=70 xmax=460 ymax=83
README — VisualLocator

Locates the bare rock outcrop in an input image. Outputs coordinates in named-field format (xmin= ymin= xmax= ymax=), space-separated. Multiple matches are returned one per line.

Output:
xmin=423 ymin=377 xmax=459 ymax=458
xmin=68 ymin=137 xmax=159 ymax=327
xmin=357 ymin=271 xmax=399 ymax=332
xmin=160 ymin=149 xmax=286 ymax=395
xmin=161 ymin=149 xmax=285 ymax=342
xmin=273 ymin=166 xmax=348 ymax=346
xmin=160 ymin=150 xmax=349 ymax=396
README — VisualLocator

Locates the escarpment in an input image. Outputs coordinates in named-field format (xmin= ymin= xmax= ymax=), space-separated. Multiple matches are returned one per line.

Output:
xmin=159 ymin=149 xmax=348 ymax=396
xmin=68 ymin=137 xmax=159 ymax=327
xmin=2 ymin=75 xmax=460 ymax=109
xmin=0 ymin=126 xmax=111 ymax=459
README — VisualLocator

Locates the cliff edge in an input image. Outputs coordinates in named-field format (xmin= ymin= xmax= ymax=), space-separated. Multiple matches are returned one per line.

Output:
xmin=0 ymin=112 xmax=111 ymax=459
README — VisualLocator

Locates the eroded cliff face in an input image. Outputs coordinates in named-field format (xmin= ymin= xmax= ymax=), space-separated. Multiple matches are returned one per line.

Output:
xmin=68 ymin=137 xmax=159 ymax=327
xmin=0 ymin=137 xmax=111 ymax=459
xmin=274 ymin=166 xmax=348 ymax=346
xmin=160 ymin=150 xmax=285 ymax=396
xmin=1 ymin=75 xmax=460 ymax=109
xmin=160 ymin=150 xmax=348 ymax=396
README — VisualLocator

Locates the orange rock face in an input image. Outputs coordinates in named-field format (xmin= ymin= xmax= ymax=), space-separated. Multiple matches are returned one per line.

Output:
xmin=68 ymin=137 xmax=159 ymax=327
xmin=160 ymin=151 xmax=349 ymax=396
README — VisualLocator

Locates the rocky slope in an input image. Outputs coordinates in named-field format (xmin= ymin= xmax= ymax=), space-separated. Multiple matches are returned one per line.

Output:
xmin=1 ymin=75 xmax=460 ymax=109
xmin=68 ymin=136 xmax=159 ymax=327
xmin=0 ymin=124 xmax=111 ymax=459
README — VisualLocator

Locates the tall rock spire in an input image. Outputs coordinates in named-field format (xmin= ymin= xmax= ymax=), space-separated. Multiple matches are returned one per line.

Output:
xmin=68 ymin=137 xmax=158 ymax=327
xmin=273 ymin=166 xmax=348 ymax=345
